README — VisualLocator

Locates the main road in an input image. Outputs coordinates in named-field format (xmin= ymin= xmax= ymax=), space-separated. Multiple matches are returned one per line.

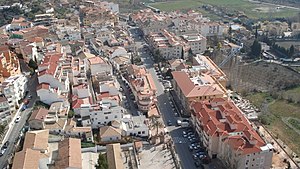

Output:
xmin=129 ymin=27 xmax=198 ymax=169
xmin=0 ymin=60 xmax=38 ymax=169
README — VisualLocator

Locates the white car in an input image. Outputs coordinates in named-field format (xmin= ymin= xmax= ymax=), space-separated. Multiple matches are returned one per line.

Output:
xmin=15 ymin=116 xmax=21 ymax=123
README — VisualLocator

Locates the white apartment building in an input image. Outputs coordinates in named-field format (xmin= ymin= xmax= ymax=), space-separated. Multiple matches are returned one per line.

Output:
xmin=37 ymin=83 xmax=68 ymax=105
xmin=0 ymin=95 xmax=11 ymax=124
xmin=0 ymin=74 xmax=27 ymax=111
xmin=147 ymin=30 xmax=189 ymax=60
xmin=80 ymin=99 xmax=125 ymax=129
xmin=121 ymin=115 xmax=149 ymax=137
xmin=88 ymin=56 xmax=112 ymax=76
xmin=37 ymin=53 xmax=71 ymax=105
xmin=190 ymin=98 xmax=273 ymax=169
xmin=181 ymin=33 xmax=207 ymax=54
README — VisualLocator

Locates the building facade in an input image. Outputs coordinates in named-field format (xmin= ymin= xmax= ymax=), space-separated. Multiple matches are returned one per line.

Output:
xmin=190 ymin=98 xmax=273 ymax=169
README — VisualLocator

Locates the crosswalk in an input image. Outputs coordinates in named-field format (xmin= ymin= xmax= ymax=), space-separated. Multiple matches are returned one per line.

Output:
xmin=172 ymin=137 xmax=189 ymax=144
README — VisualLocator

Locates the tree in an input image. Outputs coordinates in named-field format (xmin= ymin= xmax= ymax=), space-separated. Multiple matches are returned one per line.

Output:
xmin=0 ymin=124 xmax=6 ymax=138
xmin=28 ymin=59 xmax=38 ymax=70
xmin=95 ymin=153 xmax=108 ymax=169
xmin=250 ymin=40 xmax=262 ymax=59
xmin=228 ymin=25 xmax=232 ymax=37
xmin=289 ymin=45 xmax=295 ymax=58
xmin=150 ymin=117 xmax=164 ymax=136
xmin=255 ymin=26 xmax=258 ymax=39
xmin=68 ymin=110 xmax=75 ymax=118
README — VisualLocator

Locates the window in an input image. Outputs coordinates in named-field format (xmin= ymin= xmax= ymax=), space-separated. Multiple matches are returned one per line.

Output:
xmin=105 ymin=116 xmax=108 ymax=119
xmin=114 ymin=115 xmax=118 ymax=118
xmin=142 ymin=131 xmax=145 ymax=134
xmin=138 ymin=131 xmax=141 ymax=134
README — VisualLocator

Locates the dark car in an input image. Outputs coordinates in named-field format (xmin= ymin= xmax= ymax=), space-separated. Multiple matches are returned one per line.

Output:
xmin=167 ymin=120 xmax=172 ymax=126
xmin=3 ymin=141 xmax=9 ymax=148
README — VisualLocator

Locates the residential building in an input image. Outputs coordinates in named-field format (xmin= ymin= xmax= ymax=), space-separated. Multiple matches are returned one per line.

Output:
xmin=131 ymin=9 xmax=172 ymax=35
xmin=0 ymin=95 xmax=11 ymax=124
xmin=53 ymin=138 xmax=82 ymax=169
xmin=12 ymin=129 xmax=50 ymax=169
xmin=90 ymin=38 xmax=104 ymax=55
xmin=121 ymin=115 xmax=149 ymax=137
xmin=127 ymin=65 xmax=157 ymax=112
xmin=88 ymin=56 xmax=112 ymax=76
xmin=37 ymin=52 xmax=70 ymax=105
xmin=11 ymin=25 xmax=49 ymax=39
xmin=171 ymin=71 xmax=227 ymax=116
xmin=190 ymin=98 xmax=273 ymax=169
xmin=99 ymin=1 xmax=119 ymax=14
xmin=181 ymin=33 xmax=207 ymax=54
xmin=0 ymin=74 xmax=27 ymax=111
xmin=7 ymin=17 xmax=33 ymax=31
xmin=81 ymin=99 xmax=124 ymax=128
xmin=99 ymin=126 xmax=122 ymax=142
xmin=147 ymin=30 xmax=190 ymax=60
xmin=95 ymin=28 xmax=112 ymax=43
xmin=0 ymin=45 xmax=21 ymax=81
xmin=110 ymin=54 xmax=131 ymax=74
xmin=12 ymin=148 xmax=48 ymax=169
xmin=23 ymin=130 xmax=49 ymax=153
xmin=261 ymin=21 xmax=289 ymax=37
xmin=106 ymin=143 xmax=124 ymax=169
xmin=80 ymin=6 xmax=118 ymax=27
xmin=64 ymin=119 xmax=94 ymax=142
xmin=34 ymin=13 xmax=57 ymax=26
xmin=55 ymin=26 xmax=81 ymax=41
xmin=28 ymin=108 xmax=49 ymax=130
xmin=191 ymin=55 xmax=227 ymax=87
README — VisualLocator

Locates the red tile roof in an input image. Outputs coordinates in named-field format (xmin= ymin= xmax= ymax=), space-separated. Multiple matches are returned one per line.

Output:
xmin=29 ymin=108 xmax=49 ymax=122
xmin=38 ymin=53 xmax=61 ymax=76
xmin=172 ymin=71 xmax=224 ymax=98
xmin=191 ymin=99 xmax=265 ymax=155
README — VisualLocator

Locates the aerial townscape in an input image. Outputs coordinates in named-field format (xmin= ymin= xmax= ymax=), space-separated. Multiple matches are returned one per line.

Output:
xmin=0 ymin=0 xmax=300 ymax=169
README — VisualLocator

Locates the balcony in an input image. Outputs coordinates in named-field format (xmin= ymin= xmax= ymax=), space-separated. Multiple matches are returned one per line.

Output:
xmin=137 ymin=98 xmax=152 ymax=106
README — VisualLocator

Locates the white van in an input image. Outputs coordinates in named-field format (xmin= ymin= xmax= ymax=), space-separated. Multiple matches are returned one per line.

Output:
xmin=177 ymin=120 xmax=182 ymax=126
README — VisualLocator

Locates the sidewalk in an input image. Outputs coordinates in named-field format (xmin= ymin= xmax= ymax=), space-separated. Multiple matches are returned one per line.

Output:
xmin=1 ymin=103 xmax=24 ymax=146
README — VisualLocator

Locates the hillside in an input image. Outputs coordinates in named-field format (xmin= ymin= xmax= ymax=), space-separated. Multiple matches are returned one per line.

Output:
xmin=258 ymin=0 xmax=300 ymax=8
xmin=223 ymin=61 xmax=300 ymax=93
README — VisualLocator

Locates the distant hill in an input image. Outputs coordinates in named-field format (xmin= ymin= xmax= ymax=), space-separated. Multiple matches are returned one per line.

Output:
xmin=258 ymin=0 xmax=300 ymax=8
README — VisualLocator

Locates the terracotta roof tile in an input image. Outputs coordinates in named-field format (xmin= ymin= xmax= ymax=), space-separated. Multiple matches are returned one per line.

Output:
xmin=55 ymin=138 xmax=82 ymax=169
xmin=23 ymin=130 xmax=49 ymax=151
xmin=191 ymin=99 xmax=266 ymax=155
xmin=29 ymin=108 xmax=48 ymax=121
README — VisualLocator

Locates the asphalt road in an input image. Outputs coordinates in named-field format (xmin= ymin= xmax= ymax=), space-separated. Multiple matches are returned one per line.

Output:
xmin=129 ymin=27 xmax=199 ymax=169
xmin=0 ymin=60 xmax=38 ymax=169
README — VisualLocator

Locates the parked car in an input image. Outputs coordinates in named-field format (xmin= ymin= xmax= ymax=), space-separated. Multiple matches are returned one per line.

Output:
xmin=167 ymin=120 xmax=172 ymax=126
xmin=15 ymin=116 xmax=21 ymax=123
xmin=194 ymin=161 xmax=201 ymax=168
xmin=0 ymin=148 xmax=6 ymax=156
xmin=3 ymin=141 xmax=9 ymax=148
xmin=23 ymin=99 xmax=29 ymax=105
xmin=21 ymin=105 xmax=28 ymax=111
